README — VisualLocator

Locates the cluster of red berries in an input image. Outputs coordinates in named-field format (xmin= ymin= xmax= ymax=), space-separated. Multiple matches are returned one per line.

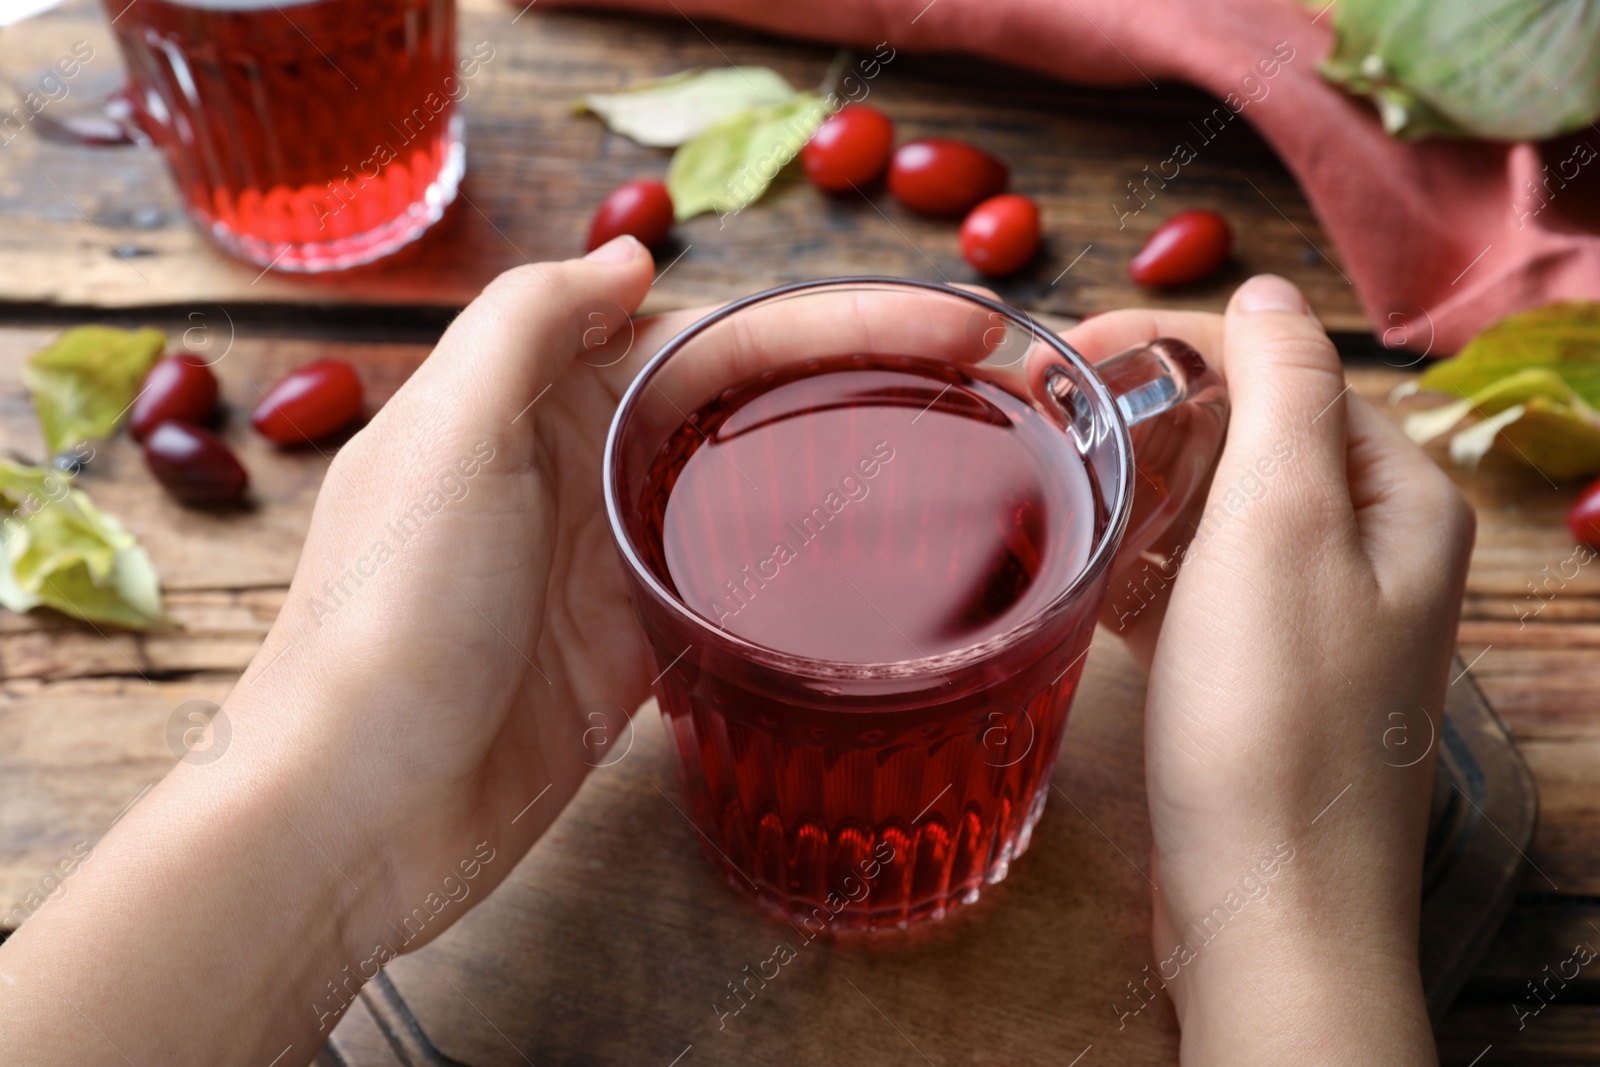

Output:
xmin=803 ymin=107 xmax=1034 ymax=275
xmin=585 ymin=103 xmax=1234 ymax=286
xmin=130 ymin=355 xmax=364 ymax=505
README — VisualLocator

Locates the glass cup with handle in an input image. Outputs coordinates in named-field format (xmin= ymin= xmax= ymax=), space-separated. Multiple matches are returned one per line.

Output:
xmin=605 ymin=278 xmax=1228 ymax=930
xmin=104 ymin=0 xmax=473 ymax=271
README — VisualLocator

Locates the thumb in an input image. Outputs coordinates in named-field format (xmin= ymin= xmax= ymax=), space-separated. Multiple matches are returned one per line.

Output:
xmin=406 ymin=235 xmax=656 ymax=426
xmin=1218 ymin=274 xmax=1350 ymax=503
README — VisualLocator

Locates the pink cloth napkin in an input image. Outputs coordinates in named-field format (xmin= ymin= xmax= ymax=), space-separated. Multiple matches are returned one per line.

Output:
xmin=550 ymin=0 xmax=1600 ymax=353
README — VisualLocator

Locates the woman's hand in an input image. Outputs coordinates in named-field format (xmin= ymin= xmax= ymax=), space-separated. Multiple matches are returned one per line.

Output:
xmin=0 ymin=237 xmax=715 ymax=1065
xmin=246 ymin=235 xmax=687 ymax=940
xmin=1062 ymin=275 xmax=1471 ymax=1065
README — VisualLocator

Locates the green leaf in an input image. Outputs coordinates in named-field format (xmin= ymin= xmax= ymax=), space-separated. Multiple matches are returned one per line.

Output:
xmin=1493 ymin=399 xmax=1600 ymax=479
xmin=1444 ymin=404 xmax=1528 ymax=468
xmin=1405 ymin=367 xmax=1586 ymax=444
xmin=0 ymin=462 xmax=69 ymax=509
xmin=1321 ymin=0 xmax=1600 ymax=140
xmin=1412 ymin=370 xmax=1600 ymax=479
xmin=1406 ymin=326 xmax=1600 ymax=480
xmin=25 ymin=326 xmax=166 ymax=454
xmin=667 ymin=94 xmax=829 ymax=220
xmin=0 ymin=459 xmax=167 ymax=629
xmin=576 ymin=67 xmax=797 ymax=148
xmin=1419 ymin=302 xmax=1600 ymax=405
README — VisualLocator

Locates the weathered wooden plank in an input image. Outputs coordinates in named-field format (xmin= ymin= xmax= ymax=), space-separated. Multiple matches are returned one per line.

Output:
xmin=0 ymin=589 xmax=281 ymax=681
xmin=1453 ymin=899 xmax=1600 ymax=1001
xmin=0 ymin=326 xmax=426 ymax=593
xmin=0 ymin=675 xmax=237 ymax=912
xmin=0 ymin=0 xmax=1370 ymax=326
xmin=1457 ymin=641 xmax=1600 ymax=742
xmin=1518 ymin=739 xmax=1600 ymax=896
xmin=1439 ymin=1002 xmax=1600 ymax=1065
xmin=0 ymin=352 xmax=1587 ymax=600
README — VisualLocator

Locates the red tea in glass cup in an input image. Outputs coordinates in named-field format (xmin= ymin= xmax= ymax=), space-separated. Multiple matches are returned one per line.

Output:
xmin=107 ymin=0 xmax=467 ymax=271
xmin=605 ymin=279 xmax=1227 ymax=930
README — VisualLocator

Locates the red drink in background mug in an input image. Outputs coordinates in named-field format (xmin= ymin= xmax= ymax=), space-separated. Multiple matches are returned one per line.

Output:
xmin=107 ymin=0 xmax=470 ymax=271
xmin=605 ymin=278 xmax=1227 ymax=930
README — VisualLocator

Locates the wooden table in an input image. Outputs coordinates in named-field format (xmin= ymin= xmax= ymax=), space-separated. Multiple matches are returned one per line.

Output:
xmin=1 ymin=3 xmax=1597 ymax=1064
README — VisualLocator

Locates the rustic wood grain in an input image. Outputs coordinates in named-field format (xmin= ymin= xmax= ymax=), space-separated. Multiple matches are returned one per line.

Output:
xmin=0 ymin=0 xmax=1371 ymax=328
xmin=1450 ymin=900 xmax=1600 ymax=1000
xmin=0 ymin=674 xmax=237 ymax=920
xmin=1440 ymin=1004 xmax=1600 ymax=1066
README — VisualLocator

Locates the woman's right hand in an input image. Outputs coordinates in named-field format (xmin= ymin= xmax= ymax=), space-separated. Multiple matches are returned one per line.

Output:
xmin=1062 ymin=275 xmax=1472 ymax=1065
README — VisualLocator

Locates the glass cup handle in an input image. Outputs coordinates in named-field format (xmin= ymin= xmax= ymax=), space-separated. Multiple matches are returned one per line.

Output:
xmin=23 ymin=91 xmax=144 ymax=147
xmin=1095 ymin=338 xmax=1229 ymax=575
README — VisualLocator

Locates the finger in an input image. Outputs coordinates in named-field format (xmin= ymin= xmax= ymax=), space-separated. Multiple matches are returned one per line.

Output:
xmin=588 ymin=284 xmax=1016 ymax=401
xmin=1344 ymin=394 xmax=1475 ymax=591
xmin=402 ymin=235 xmax=656 ymax=425
xmin=606 ymin=300 xmax=1215 ymax=403
xmin=1056 ymin=307 xmax=1225 ymax=369
xmin=1220 ymin=275 xmax=1350 ymax=498
xmin=586 ymin=305 xmax=713 ymax=400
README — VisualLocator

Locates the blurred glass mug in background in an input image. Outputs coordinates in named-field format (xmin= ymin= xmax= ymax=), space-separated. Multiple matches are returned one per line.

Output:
xmin=105 ymin=0 xmax=473 ymax=271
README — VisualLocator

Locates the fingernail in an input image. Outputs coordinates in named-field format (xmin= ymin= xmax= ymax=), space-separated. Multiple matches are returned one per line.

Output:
xmin=584 ymin=234 xmax=643 ymax=264
xmin=1236 ymin=274 xmax=1308 ymax=315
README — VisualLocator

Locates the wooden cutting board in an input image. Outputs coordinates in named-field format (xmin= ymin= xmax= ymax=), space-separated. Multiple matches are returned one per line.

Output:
xmin=316 ymin=646 xmax=1534 ymax=1067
